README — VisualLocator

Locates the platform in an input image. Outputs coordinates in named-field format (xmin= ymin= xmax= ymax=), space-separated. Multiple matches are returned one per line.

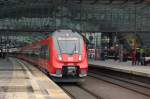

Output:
xmin=0 ymin=57 xmax=70 ymax=99
xmin=89 ymin=59 xmax=150 ymax=78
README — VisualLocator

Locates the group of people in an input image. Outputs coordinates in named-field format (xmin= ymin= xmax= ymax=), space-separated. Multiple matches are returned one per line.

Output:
xmin=131 ymin=48 xmax=145 ymax=66
xmin=88 ymin=46 xmax=149 ymax=66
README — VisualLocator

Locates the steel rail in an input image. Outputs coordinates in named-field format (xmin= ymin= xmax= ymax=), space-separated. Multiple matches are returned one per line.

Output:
xmin=88 ymin=68 xmax=150 ymax=97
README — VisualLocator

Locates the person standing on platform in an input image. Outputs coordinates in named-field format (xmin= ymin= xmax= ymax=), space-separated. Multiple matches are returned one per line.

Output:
xmin=104 ymin=47 xmax=108 ymax=61
xmin=119 ymin=44 xmax=123 ymax=62
xmin=131 ymin=49 xmax=137 ymax=65
xmin=136 ymin=48 xmax=141 ymax=65
xmin=141 ymin=51 xmax=145 ymax=65
xmin=123 ymin=49 xmax=128 ymax=62
xmin=114 ymin=51 xmax=118 ymax=61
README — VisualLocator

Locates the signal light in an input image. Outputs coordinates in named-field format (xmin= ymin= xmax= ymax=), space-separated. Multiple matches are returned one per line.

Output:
xmin=79 ymin=55 xmax=82 ymax=61
xmin=58 ymin=55 xmax=62 ymax=61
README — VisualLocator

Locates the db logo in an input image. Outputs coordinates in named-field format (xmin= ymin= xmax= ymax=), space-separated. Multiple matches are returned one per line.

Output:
xmin=68 ymin=57 xmax=73 ymax=61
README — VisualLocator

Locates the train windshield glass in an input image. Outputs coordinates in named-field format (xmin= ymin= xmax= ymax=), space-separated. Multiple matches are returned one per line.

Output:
xmin=56 ymin=37 xmax=83 ymax=55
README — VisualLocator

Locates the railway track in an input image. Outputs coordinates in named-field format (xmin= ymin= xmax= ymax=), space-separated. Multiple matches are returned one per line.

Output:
xmin=60 ymin=83 xmax=101 ymax=99
xmin=15 ymin=59 xmax=100 ymax=99
xmin=88 ymin=66 xmax=150 ymax=97
xmin=59 ymin=72 xmax=150 ymax=99
xmin=59 ymin=66 xmax=150 ymax=99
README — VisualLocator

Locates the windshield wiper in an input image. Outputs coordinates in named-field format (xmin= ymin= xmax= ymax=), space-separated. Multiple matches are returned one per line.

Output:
xmin=75 ymin=41 xmax=77 ymax=54
xmin=73 ymin=40 xmax=78 ymax=54
xmin=70 ymin=44 xmax=77 ymax=55
xmin=57 ymin=39 xmax=62 ymax=55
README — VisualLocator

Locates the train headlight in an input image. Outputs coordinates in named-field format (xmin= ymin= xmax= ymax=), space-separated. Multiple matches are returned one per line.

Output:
xmin=79 ymin=55 xmax=82 ymax=61
xmin=79 ymin=70 xmax=87 ymax=77
xmin=58 ymin=55 xmax=62 ymax=61
xmin=56 ymin=69 xmax=62 ymax=75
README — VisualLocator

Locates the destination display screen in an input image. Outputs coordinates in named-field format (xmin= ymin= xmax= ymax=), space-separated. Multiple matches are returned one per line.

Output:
xmin=58 ymin=37 xmax=78 ymax=41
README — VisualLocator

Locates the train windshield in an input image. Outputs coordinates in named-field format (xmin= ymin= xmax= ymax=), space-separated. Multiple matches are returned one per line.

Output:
xmin=56 ymin=37 xmax=83 ymax=55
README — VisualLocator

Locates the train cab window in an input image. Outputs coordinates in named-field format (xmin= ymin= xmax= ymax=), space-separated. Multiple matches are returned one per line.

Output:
xmin=55 ymin=37 xmax=83 ymax=55
xmin=40 ymin=45 xmax=50 ymax=60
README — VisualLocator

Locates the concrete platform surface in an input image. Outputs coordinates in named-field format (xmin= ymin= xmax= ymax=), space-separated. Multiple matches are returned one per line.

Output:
xmin=0 ymin=58 xmax=70 ymax=99
xmin=89 ymin=60 xmax=150 ymax=78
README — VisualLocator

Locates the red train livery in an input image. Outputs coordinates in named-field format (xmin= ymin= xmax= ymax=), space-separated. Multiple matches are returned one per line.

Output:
xmin=18 ymin=30 xmax=88 ymax=82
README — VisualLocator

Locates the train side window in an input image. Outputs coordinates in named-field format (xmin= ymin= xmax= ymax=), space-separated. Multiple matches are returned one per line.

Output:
xmin=46 ymin=46 xmax=50 ymax=60
xmin=40 ymin=45 xmax=50 ymax=60
xmin=40 ymin=46 xmax=45 ymax=59
xmin=44 ymin=46 xmax=50 ymax=60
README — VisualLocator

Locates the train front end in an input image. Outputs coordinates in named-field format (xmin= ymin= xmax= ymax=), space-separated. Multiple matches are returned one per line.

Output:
xmin=51 ymin=30 xmax=88 ymax=82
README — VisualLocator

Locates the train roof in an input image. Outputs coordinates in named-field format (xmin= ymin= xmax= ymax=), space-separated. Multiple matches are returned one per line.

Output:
xmin=51 ymin=29 xmax=82 ymax=38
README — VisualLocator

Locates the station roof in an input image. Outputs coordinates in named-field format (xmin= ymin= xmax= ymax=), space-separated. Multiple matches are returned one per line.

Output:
xmin=0 ymin=0 xmax=149 ymax=32
xmin=0 ymin=0 xmax=149 ymax=17
xmin=0 ymin=0 xmax=149 ymax=48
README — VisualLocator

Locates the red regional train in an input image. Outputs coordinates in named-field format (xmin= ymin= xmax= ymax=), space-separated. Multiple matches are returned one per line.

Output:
xmin=18 ymin=30 xmax=88 ymax=82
